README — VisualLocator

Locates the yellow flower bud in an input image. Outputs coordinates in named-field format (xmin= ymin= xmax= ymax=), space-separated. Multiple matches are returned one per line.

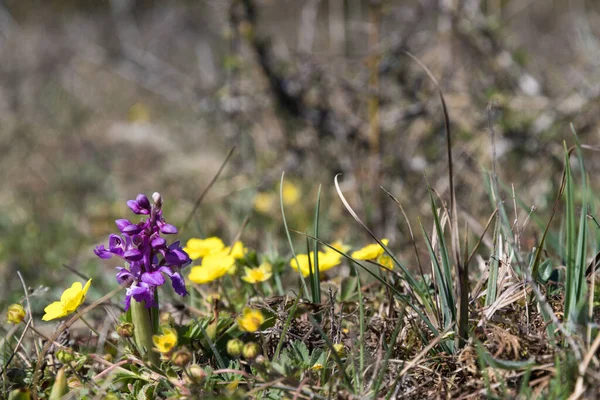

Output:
xmin=227 ymin=338 xmax=244 ymax=358
xmin=7 ymin=304 xmax=26 ymax=324
xmin=242 ymin=342 xmax=261 ymax=361
xmin=116 ymin=322 xmax=134 ymax=338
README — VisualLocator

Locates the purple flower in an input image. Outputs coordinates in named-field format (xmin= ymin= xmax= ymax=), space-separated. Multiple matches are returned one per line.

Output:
xmin=95 ymin=193 xmax=189 ymax=310
xmin=125 ymin=283 xmax=156 ymax=310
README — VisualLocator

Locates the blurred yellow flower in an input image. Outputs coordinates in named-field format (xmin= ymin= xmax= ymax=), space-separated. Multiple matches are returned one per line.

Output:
xmin=377 ymin=254 xmax=394 ymax=270
xmin=153 ymin=327 xmax=177 ymax=354
xmin=188 ymin=253 xmax=235 ymax=284
xmin=42 ymin=279 xmax=92 ymax=321
xmin=329 ymin=240 xmax=351 ymax=253
xmin=7 ymin=304 xmax=26 ymax=324
xmin=282 ymin=181 xmax=300 ymax=206
xmin=311 ymin=363 xmax=324 ymax=371
xmin=290 ymin=251 xmax=342 ymax=278
xmin=351 ymin=239 xmax=389 ymax=260
xmin=226 ymin=379 xmax=240 ymax=391
xmin=128 ymin=102 xmax=150 ymax=124
xmin=237 ymin=308 xmax=264 ymax=332
xmin=241 ymin=263 xmax=273 ymax=284
xmin=254 ymin=192 xmax=275 ymax=214
xmin=224 ymin=241 xmax=247 ymax=260
xmin=184 ymin=237 xmax=225 ymax=260
xmin=333 ymin=343 xmax=345 ymax=357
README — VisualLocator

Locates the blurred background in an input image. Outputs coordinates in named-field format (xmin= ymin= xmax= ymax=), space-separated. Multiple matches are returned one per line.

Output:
xmin=1 ymin=0 xmax=600 ymax=306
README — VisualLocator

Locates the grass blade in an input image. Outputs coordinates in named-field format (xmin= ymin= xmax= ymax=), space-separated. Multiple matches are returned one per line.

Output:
xmin=280 ymin=172 xmax=310 ymax=299
xmin=312 ymin=185 xmax=322 ymax=304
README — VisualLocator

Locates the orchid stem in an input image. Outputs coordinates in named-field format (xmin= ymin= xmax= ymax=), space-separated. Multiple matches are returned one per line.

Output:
xmin=131 ymin=300 xmax=159 ymax=366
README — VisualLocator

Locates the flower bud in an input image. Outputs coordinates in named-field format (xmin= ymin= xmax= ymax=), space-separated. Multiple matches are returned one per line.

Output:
xmin=56 ymin=348 xmax=75 ymax=364
xmin=7 ymin=304 xmax=26 ymax=324
xmin=67 ymin=376 xmax=82 ymax=389
xmin=159 ymin=312 xmax=174 ymax=326
xmin=254 ymin=355 xmax=266 ymax=365
xmin=184 ymin=364 xmax=207 ymax=385
xmin=116 ymin=322 xmax=134 ymax=338
xmin=206 ymin=321 xmax=218 ymax=341
xmin=242 ymin=342 xmax=261 ymax=361
xmin=226 ymin=338 xmax=244 ymax=358
xmin=136 ymin=194 xmax=151 ymax=210
xmin=152 ymin=192 xmax=162 ymax=208
xmin=171 ymin=348 xmax=192 ymax=367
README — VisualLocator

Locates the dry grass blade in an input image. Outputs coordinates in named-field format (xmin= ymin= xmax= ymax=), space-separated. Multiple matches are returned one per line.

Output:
xmin=17 ymin=271 xmax=40 ymax=358
xmin=0 ymin=319 xmax=32 ymax=376
xmin=404 ymin=50 xmax=468 ymax=348
xmin=398 ymin=324 xmax=454 ymax=377
xmin=182 ymin=146 xmax=235 ymax=231
xmin=380 ymin=186 xmax=425 ymax=280
xmin=569 ymin=331 xmax=600 ymax=400
xmin=465 ymin=208 xmax=498 ymax=266
xmin=334 ymin=174 xmax=379 ymax=244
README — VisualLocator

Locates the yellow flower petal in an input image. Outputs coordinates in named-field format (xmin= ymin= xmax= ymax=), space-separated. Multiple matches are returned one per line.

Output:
xmin=351 ymin=239 xmax=389 ymax=260
xmin=254 ymin=192 xmax=275 ymax=214
xmin=183 ymin=237 xmax=225 ymax=260
xmin=226 ymin=241 xmax=247 ymax=260
xmin=282 ymin=181 xmax=300 ymax=206
xmin=290 ymin=252 xmax=341 ymax=277
xmin=43 ymin=279 xmax=92 ymax=321
xmin=290 ymin=253 xmax=311 ymax=277
xmin=153 ymin=327 xmax=178 ymax=353
xmin=329 ymin=240 xmax=351 ymax=253
xmin=237 ymin=308 xmax=264 ymax=332
xmin=241 ymin=263 xmax=273 ymax=284
xmin=188 ymin=254 xmax=234 ymax=284
xmin=42 ymin=302 xmax=68 ymax=321
xmin=377 ymin=255 xmax=394 ymax=270
xmin=311 ymin=363 xmax=324 ymax=371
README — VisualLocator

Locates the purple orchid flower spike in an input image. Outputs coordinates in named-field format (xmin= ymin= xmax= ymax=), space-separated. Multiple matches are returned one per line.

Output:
xmin=95 ymin=192 xmax=189 ymax=310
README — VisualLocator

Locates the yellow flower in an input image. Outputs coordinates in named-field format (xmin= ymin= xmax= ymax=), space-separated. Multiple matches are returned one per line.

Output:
xmin=226 ymin=379 xmax=240 ymax=391
xmin=241 ymin=263 xmax=273 ymax=284
xmin=183 ymin=237 xmax=225 ymax=260
xmin=377 ymin=254 xmax=394 ymax=270
xmin=290 ymin=251 xmax=342 ymax=278
xmin=282 ymin=181 xmax=300 ymax=206
xmin=311 ymin=363 xmax=324 ymax=371
xmin=7 ymin=304 xmax=26 ymax=324
xmin=237 ymin=308 xmax=264 ymax=332
xmin=188 ymin=253 xmax=235 ymax=284
xmin=329 ymin=240 xmax=351 ymax=253
xmin=320 ymin=251 xmax=342 ymax=272
xmin=254 ymin=192 xmax=275 ymax=214
xmin=333 ymin=343 xmax=345 ymax=357
xmin=224 ymin=241 xmax=247 ymax=260
xmin=153 ymin=326 xmax=178 ymax=353
xmin=42 ymin=279 xmax=92 ymax=321
xmin=351 ymin=239 xmax=389 ymax=260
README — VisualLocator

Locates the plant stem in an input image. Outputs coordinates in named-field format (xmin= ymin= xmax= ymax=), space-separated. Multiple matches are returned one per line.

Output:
xmin=131 ymin=299 xmax=159 ymax=366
